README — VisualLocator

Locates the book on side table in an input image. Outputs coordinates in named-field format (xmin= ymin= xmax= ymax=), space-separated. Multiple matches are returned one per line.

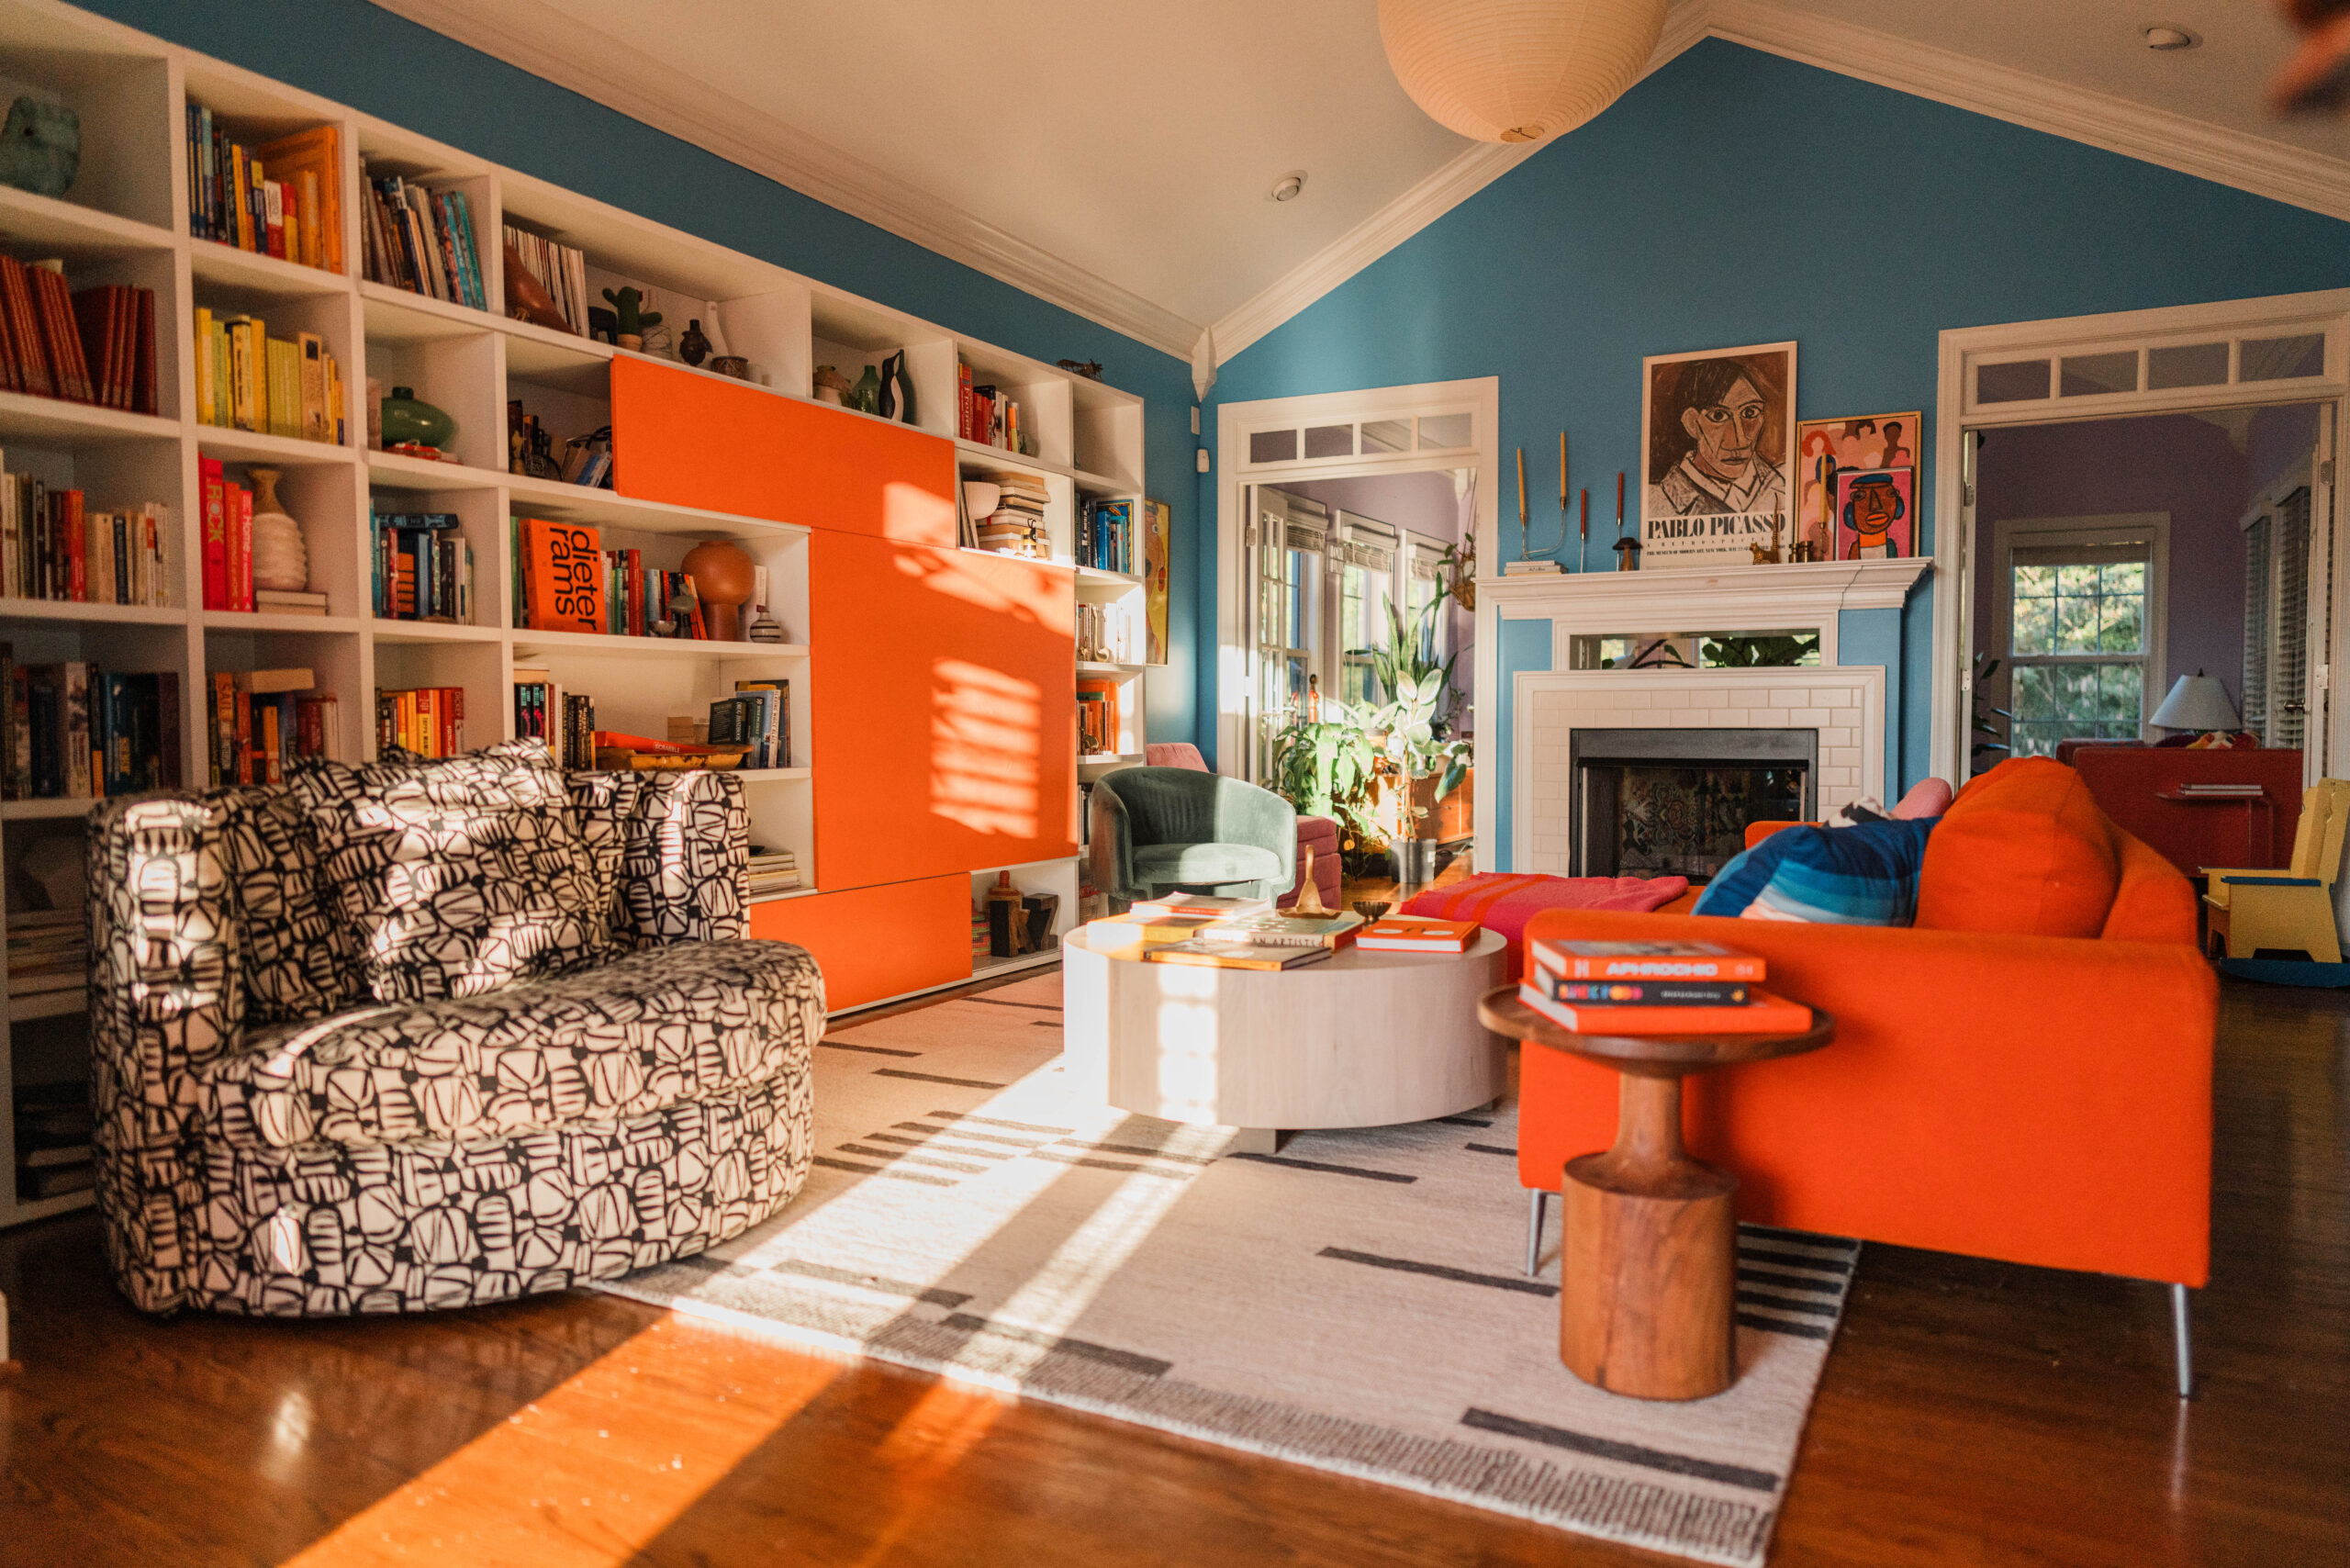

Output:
xmin=1519 ymin=937 xmax=1809 ymax=1034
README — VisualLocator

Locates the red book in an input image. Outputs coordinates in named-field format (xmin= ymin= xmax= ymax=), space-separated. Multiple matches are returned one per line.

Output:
xmin=229 ymin=482 xmax=253 ymax=612
xmin=0 ymin=274 xmax=18 ymax=393
xmin=70 ymin=286 xmax=111 ymax=407
xmin=624 ymin=548 xmax=643 ymax=636
xmin=957 ymin=362 xmax=973 ymax=441
xmin=63 ymin=488 xmax=84 ymax=601
xmin=1530 ymin=939 xmax=1767 ymax=982
xmin=200 ymin=457 xmax=227 ymax=610
xmin=1516 ymin=980 xmax=1813 ymax=1036
xmin=1356 ymin=916 xmax=1481 ymax=953
xmin=0 ymin=258 xmax=53 ymax=398
xmin=132 ymin=286 xmax=155 ymax=415
xmin=30 ymin=265 xmax=90 ymax=403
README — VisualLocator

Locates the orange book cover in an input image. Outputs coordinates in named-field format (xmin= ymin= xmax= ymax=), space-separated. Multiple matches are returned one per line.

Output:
xmin=1516 ymin=980 xmax=1812 ymax=1036
xmin=1356 ymin=916 xmax=1481 ymax=952
xmin=1077 ymin=675 xmax=1120 ymax=755
xmin=520 ymin=518 xmax=604 ymax=633
xmin=1530 ymin=939 xmax=1766 ymax=982
xmin=253 ymin=126 xmax=344 ymax=273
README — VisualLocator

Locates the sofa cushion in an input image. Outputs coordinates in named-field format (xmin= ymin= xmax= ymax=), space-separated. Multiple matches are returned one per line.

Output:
xmin=1694 ymin=818 xmax=1936 ymax=924
xmin=1135 ymin=841 xmax=1285 ymax=888
xmin=218 ymin=787 xmax=362 ymax=1026
xmin=200 ymin=937 xmax=822 ymax=1150
xmin=1916 ymin=756 xmax=2120 ymax=938
xmin=292 ymin=742 xmax=610 ymax=1002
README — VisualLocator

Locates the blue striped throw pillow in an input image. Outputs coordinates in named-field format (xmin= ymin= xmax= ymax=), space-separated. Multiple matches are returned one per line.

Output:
xmin=1692 ymin=818 xmax=1938 ymax=924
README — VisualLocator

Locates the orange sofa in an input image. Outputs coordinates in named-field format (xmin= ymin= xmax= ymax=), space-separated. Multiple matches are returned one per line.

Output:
xmin=1516 ymin=758 xmax=2218 ymax=1392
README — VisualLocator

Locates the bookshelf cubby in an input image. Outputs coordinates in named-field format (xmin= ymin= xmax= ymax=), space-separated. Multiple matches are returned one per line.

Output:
xmin=0 ymin=0 xmax=1155 ymax=1226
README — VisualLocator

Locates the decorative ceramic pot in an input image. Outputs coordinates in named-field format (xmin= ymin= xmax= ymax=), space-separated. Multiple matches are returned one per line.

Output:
xmin=747 ymin=606 xmax=785 ymax=644
xmin=878 ymin=349 xmax=916 ymax=424
xmin=246 ymin=468 xmax=309 ymax=592
xmin=379 ymin=386 xmax=455 ymax=450
xmin=0 ymin=96 xmax=78 ymax=198
xmin=1387 ymin=836 xmax=1441 ymax=887
xmin=849 ymin=364 xmax=882 ymax=415
xmin=811 ymin=365 xmax=848 ymax=404
xmin=678 ymin=319 xmax=711 ymax=366
xmin=682 ymin=539 xmax=755 ymax=641
xmin=617 ymin=332 xmax=642 ymax=353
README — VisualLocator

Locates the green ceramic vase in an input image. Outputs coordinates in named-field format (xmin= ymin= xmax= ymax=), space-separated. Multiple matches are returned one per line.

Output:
xmin=380 ymin=386 xmax=456 ymax=449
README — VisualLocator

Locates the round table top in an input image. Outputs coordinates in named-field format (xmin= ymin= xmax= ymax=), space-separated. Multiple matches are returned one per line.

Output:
xmin=1477 ymin=986 xmax=1835 ymax=1076
xmin=1067 ymin=924 xmax=1508 ymax=971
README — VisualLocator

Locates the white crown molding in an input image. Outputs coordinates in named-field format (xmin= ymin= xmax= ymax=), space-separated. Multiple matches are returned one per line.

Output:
xmin=1210 ymin=0 xmax=2350 ymax=371
xmin=366 ymin=0 xmax=1200 ymax=361
xmin=1483 ymin=554 xmax=1930 ymax=621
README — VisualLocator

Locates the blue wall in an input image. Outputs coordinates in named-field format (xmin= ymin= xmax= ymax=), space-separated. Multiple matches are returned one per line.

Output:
xmin=77 ymin=0 xmax=1203 ymax=746
xmin=1208 ymin=39 xmax=2350 ymax=867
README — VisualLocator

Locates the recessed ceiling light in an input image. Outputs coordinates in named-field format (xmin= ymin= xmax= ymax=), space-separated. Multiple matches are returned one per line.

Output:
xmin=2143 ymin=22 xmax=2201 ymax=51
xmin=1269 ymin=171 xmax=1306 ymax=203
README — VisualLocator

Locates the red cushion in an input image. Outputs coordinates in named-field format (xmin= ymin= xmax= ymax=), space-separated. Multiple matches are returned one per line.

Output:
xmin=1916 ymin=757 xmax=2119 ymax=938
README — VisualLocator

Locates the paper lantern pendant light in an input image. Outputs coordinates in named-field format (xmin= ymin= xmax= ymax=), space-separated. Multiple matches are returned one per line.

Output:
xmin=1379 ymin=0 xmax=1668 ymax=144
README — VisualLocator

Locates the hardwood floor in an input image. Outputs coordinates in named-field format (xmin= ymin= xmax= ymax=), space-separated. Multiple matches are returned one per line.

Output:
xmin=3 ymin=974 xmax=2344 ymax=1567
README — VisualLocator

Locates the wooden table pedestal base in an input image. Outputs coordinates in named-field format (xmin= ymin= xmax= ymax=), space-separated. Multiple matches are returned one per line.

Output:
xmin=1560 ymin=1073 xmax=1739 ymax=1402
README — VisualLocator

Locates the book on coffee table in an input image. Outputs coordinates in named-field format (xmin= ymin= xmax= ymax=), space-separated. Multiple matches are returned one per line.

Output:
xmin=1087 ymin=913 xmax=1219 ymax=952
xmin=1196 ymin=912 xmax=1363 ymax=948
xmin=1143 ymin=940 xmax=1334 ymax=971
xmin=1356 ymin=917 xmax=1480 ymax=953
xmin=1128 ymin=891 xmax=1275 ymax=920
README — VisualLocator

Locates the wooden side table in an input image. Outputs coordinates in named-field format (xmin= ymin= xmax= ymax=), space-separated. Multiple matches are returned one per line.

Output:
xmin=1479 ymin=988 xmax=1835 ymax=1401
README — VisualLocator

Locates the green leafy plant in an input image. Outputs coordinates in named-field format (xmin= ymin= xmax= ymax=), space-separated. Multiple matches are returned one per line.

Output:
xmin=1972 ymin=650 xmax=2013 ymax=769
xmin=600 ymin=285 xmax=662 ymax=339
xmin=1268 ymin=707 xmax=1380 ymax=845
xmin=1362 ymin=588 xmax=1472 ymax=838
xmin=1701 ymin=633 xmax=1820 ymax=667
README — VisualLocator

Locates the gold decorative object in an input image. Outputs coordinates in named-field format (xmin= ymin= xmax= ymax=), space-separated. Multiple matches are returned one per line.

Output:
xmin=1291 ymin=849 xmax=1335 ymax=917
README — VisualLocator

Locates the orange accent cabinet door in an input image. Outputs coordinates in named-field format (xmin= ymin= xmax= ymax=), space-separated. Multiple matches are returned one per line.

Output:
xmin=750 ymin=875 xmax=971 ymax=1013
xmin=610 ymin=358 xmax=957 ymax=543
xmin=811 ymin=530 xmax=1077 ymax=892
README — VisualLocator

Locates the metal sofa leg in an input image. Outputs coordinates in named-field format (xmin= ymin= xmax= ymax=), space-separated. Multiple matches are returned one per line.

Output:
xmin=1526 ymin=1188 xmax=1550 ymax=1277
xmin=2172 ymin=1282 xmax=2196 ymax=1399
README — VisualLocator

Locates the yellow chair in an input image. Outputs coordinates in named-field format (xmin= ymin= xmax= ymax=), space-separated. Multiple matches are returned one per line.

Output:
xmin=2205 ymin=778 xmax=2350 ymax=962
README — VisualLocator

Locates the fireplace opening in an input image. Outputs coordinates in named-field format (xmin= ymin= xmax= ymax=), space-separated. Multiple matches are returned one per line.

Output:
xmin=1571 ymin=728 xmax=1817 ymax=882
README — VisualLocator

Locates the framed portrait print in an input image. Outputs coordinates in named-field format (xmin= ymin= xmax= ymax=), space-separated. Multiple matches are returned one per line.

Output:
xmin=1833 ymin=466 xmax=1915 ymax=558
xmin=1640 ymin=340 xmax=1797 ymax=566
xmin=1796 ymin=411 xmax=1920 ymax=560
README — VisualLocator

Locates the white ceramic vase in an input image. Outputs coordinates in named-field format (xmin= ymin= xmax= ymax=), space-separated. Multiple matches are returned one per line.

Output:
xmin=246 ymin=467 xmax=308 ymax=592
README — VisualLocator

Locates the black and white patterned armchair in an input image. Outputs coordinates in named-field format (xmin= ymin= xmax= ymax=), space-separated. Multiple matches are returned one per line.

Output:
xmin=86 ymin=758 xmax=820 ymax=1316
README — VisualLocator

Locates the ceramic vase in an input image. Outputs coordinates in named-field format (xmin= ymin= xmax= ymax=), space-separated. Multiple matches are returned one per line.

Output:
xmin=0 ymin=97 xmax=78 ymax=198
xmin=747 ymin=606 xmax=785 ymax=644
xmin=246 ymin=468 xmax=309 ymax=592
xmin=682 ymin=539 xmax=755 ymax=641
xmin=379 ymin=386 xmax=456 ymax=451
xmin=849 ymin=364 xmax=882 ymax=415
xmin=678 ymin=319 xmax=711 ymax=366
xmin=878 ymin=350 xmax=916 ymax=424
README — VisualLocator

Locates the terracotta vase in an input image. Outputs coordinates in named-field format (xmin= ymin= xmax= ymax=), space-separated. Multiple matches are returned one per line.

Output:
xmin=683 ymin=539 xmax=755 ymax=641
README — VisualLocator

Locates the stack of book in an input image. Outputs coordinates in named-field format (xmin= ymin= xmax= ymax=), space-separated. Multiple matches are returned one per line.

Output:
xmin=192 ymin=310 xmax=345 ymax=444
xmin=371 ymin=506 xmax=473 ymax=622
xmin=1080 ymin=498 xmax=1136 ymax=575
xmin=375 ymin=685 xmax=464 ymax=759
xmin=955 ymin=364 xmax=1022 ymax=450
xmin=361 ymin=168 xmax=487 ymax=310
xmin=2 ymin=464 xmax=170 ymax=607
xmin=208 ymin=668 xmax=333 ymax=786
xmin=15 ymin=1081 xmax=94 ymax=1203
xmin=0 ymin=259 xmax=159 ymax=414
xmin=974 ymin=470 xmax=1049 ymax=557
xmin=1078 ymin=676 xmax=1120 ymax=757
xmin=185 ymin=109 xmax=343 ymax=274
xmin=1519 ymin=939 xmax=1813 ymax=1034
xmin=746 ymin=845 xmax=800 ymax=898
xmin=512 ymin=519 xmax=721 ymax=640
xmin=511 ymin=668 xmax=594 ymax=768
xmin=1076 ymin=599 xmax=1134 ymax=663
xmin=502 ymin=225 xmax=590 ymax=336
xmin=8 ymin=909 xmax=85 ymax=1010
xmin=201 ymin=458 xmax=337 ymax=612
xmin=0 ymin=650 xmax=182 ymax=800
xmin=709 ymin=681 xmax=789 ymax=768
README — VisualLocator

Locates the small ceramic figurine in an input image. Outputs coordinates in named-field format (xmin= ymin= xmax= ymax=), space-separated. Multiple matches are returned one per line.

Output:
xmin=746 ymin=605 xmax=785 ymax=644
xmin=678 ymin=319 xmax=711 ymax=366
xmin=0 ymin=96 xmax=78 ymax=198
xmin=600 ymin=285 xmax=661 ymax=352
xmin=812 ymin=365 xmax=850 ymax=405
xmin=502 ymin=241 xmax=572 ymax=332
xmin=245 ymin=468 xmax=308 ymax=592
xmin=878 ymin=350 xmax=916 ymax=423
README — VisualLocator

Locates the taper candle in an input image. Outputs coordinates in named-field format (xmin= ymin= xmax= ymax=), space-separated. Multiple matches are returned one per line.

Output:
xmin=1580 ymin=487 xmax=1589 ymax=540
xmin=1617 ymin=471 xmax=1626 ymax=531
xmin=1516 ymin=447 xmax=1527 ymax=523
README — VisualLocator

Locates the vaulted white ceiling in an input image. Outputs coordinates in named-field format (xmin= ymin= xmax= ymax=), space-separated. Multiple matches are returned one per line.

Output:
xmin=374 ymin=0 xmax=2350 ymax=369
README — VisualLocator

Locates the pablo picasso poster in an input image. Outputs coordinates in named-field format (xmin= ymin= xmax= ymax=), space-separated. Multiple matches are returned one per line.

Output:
xmin=1833 ymin=466 xmax=1914 ymax=558
xmin=1796 ymin=412 xmax=1919 ymax=560
xmin=1641 ymin=341 xmax=1797 ymax=565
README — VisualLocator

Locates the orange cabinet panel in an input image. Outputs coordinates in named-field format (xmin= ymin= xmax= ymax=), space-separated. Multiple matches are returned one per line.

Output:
xmin=812 ymin=531 xmax=1077 ymax=891
xmin=750 ymin=875 xmax=970 ymax=1014
xmin=610 ymin=358 xmax=957 ymax=543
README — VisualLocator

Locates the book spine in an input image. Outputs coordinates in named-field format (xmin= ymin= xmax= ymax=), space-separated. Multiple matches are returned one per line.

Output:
xmin=157 ymin=670 xmax=181 ymax=788
xmin=63 ymin=661 xmax=90 ymax=800
xmin=231 ymin=483 xmax=252 ymax=613
xmin=200 ymin=457 xmax=226 ymax=610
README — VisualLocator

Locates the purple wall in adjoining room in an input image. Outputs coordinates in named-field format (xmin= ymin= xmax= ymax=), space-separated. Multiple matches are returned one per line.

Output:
xmin=1972 ymin=409 xmax=2322 ymax=714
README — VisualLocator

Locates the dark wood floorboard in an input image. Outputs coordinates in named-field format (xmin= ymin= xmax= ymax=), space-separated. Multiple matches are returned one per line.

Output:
xmin=2 ymin=974 xmax=2344 ymax=1567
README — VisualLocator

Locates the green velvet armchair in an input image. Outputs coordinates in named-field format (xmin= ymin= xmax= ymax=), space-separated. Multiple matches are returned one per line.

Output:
xmin=1090 ymin=767 xmax=1298 ymax=909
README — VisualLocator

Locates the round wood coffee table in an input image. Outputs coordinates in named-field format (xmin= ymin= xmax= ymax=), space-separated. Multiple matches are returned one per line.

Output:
xmin=1478 ymin=987 xmax=1835 ymax=1402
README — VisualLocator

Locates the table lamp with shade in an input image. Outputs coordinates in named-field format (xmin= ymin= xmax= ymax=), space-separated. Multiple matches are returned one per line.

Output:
xmin=2150 ymin=671 xmax=2243 ymax=739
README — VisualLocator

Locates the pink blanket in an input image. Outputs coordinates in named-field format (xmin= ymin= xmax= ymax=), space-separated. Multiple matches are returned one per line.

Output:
xmin=1399 ymin=872 xmax=1690 ymax=980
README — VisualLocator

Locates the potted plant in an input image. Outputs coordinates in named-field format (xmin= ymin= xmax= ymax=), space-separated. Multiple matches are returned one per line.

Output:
xmin=1363 ymin=590 xmax=1471 ymax=884
xmin=1267 ymin=704 xmax=1381 ymax=847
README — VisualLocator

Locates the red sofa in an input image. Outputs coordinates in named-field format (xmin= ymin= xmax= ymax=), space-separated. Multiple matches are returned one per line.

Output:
xmin=1515 ymin=758 xmax=2219 ymax=1394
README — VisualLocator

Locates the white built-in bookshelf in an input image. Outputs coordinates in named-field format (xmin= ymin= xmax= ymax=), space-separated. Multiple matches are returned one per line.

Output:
xmin=0 ymin=0 xmax=1149 ymax=1225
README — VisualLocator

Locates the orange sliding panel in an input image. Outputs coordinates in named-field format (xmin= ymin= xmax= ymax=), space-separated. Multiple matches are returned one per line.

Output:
xmin=610 ymin=357 xmax=957 ymax=543
xmin=749 ymin=876 xmax=971 ymax=1013
xmin=811 ymin=529 xmax=1078 ymax=893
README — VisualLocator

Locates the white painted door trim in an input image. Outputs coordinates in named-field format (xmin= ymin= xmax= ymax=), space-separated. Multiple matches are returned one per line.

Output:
xmin=1935 ymin=289 xmax=2350 ymax=784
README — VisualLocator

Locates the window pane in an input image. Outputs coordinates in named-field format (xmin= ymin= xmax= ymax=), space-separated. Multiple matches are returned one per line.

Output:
xmin=2060 ymin=352 xmax=2139 ymax=396
xmin=1304 ymin=424 xmax=1354 ymax=459
xmin=2009 ymin=660 xmax=2143 ymax=756
xmin=1418 ymin=412 xmax=1472 ymax=448
xmin=1249 ymin=429 xmax=1297 ymax=464
xmin=2146 ymin=342 xmax=2228 ymax=389
xmin=1361 ymin=419 xmax=1411 ymax=454
xmin=2014 ymin=593 xmax=2053 ymax=653
xmin=2241 ymin=333 xmax=2325 ymax=381
xmin=1976 ymin=359 xmax=2052 ymax=403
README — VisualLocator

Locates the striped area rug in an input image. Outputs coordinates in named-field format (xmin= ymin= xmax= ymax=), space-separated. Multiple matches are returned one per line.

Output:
xmin=597 ymin=972 xmax=1855 ymax=1566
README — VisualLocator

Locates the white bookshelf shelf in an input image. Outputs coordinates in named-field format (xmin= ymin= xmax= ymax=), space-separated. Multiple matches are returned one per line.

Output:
xmin=0 ymin=391 xmax=178 ymax=445
xmin=8 ymin=990 xmax=82 ymax=1021
xmin=1077 ymin=566 xmax=1144 ymax=589
xmin=736 ymin=767 xmax=811 ymax=782
xmin=202 ymin=610 xmax=363 ymax=633
xmin=188 ymin=235 xmax=349 ymax=298
xmin=0 ymin=184 xmax=175 ymax=256
xmin=369 ymin=619 xmax=498 ymax=644
xmin=198 ymin=427 xmax=354 ymax=466
xmin=0 ymin=599 xmax=182 ymax=625
xmin=509 ymin=629 xmax=804 ymax=660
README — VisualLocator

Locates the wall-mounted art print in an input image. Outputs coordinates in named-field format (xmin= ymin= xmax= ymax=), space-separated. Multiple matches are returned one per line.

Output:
xmin=1641 ymin=340 xmax=1796 ymax=565
xmin=1142 ymin=497 xmax=1170 ymax=665
xmin=1796 ymin=411 xmax=1919 ymax=561
xmin=1834 ymin=466 xmax=1914 ymax=559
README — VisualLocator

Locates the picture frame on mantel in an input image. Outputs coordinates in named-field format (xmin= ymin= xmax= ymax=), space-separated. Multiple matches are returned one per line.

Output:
xmin=1639 ymin=340 xmax=1797 ymax=567
xmin=1796 ymin=411 xmax=1921 ymax=561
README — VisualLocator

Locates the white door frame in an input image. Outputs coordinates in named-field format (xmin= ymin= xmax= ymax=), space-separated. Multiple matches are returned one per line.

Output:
xmin=1937 ymin=288 xmax=2350 ymax=784
xmin=1214 ymin=378 xmax=1501 ymax=782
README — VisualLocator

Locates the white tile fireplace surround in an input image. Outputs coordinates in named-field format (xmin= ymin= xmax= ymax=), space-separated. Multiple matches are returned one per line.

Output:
xmin=1490 ymin=559 xmax=1929 ymax=877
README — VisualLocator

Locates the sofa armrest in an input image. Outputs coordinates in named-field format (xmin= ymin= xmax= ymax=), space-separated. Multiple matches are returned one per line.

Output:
xmin=1089 ymin=780 xmax=1141 ymax=904
xmin=1516 ymin=907 xmax=2217 ymax=1286
xmin=620 ymin=770 xmax=748 ymax=946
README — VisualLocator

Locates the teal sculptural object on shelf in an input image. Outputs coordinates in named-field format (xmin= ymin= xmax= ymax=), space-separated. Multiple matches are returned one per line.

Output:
xmin=848 ymin=364 xmax=882 ymax=415
xmin=601 ymin=286 xmax=661 ymax=351
xmin=380 ymin=386 xmax=456 ymax=452
xmin=0 ymin=96 xmax=78 ymax=198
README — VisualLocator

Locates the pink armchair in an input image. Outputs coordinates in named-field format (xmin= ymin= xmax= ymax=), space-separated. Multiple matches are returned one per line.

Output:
xmin=1144 ymin=743 xmax=1342 ymax=911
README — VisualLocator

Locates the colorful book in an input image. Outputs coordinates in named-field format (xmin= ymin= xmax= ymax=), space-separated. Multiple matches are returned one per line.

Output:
xmin=1196 ymin=912 xmax=1364 ymax=949
xmin=1516 ymin=980 xmax=1813 ymax=1036
xmin=1085 ymin=913 xmax=1218 ymax=952
xmin=518 ymin=517 xmax=604 ymax=633
xmin=1532 ymin=976 xmax=1752 ymax=1007
xmin=1127 ymin=891 xmax=1273 ymax=920
xmin=1356 ymin=917 xmax=1481 ymax=953
xmin=1143 ymin=940 xmax=1333 ymax=972
xmin=1529 ymin=940 xmax=1767 ymax=982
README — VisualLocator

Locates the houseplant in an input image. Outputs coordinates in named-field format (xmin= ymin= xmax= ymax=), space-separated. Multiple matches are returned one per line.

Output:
xmin=1364 ymin=591 xmax=1472 ymax=883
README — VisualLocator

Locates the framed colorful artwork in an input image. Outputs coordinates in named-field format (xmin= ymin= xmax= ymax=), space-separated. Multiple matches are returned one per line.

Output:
xmin=1142 ymin=497 xmax=1170 ymax=665
xmin=1834 ymin=466 xmax=1915 ymax=559
xmin=1796 ymin=411 xmax=1920 ymax=560
xmin=1640 ymin=341 xmax=1797 ymax=566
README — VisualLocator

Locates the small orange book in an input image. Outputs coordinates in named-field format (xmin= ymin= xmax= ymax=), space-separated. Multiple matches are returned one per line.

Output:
xmin=520 ymin=517 xmax=603 ymax=633
xmin=1356 ymin=917 xmax=1480 ymax=953
xmin=1516 ymin=980 xmax=1812 ymax=1035
xmin=1530 ymin=939 xmax=1766 ymax=982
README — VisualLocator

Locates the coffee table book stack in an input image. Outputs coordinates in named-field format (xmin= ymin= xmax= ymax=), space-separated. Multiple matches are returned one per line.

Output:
xmin=1519 ymin=940 xmax=1814 ymax=1035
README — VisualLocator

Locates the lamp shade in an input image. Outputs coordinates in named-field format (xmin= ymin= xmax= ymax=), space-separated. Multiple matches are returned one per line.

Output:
xmin=2150 ymin=672 xmax=2242 ymax=732
xmin=1378 ymin=0 xmax=1667 ymax=144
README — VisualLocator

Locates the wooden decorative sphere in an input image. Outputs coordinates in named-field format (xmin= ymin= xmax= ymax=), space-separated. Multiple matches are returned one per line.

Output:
xmin=683 ymin=539 xmax=755 ymax=641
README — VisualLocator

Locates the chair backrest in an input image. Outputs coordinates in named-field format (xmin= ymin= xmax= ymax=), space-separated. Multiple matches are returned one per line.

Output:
xmin=2289 ymin=778 xmax=2350 ymax=883
xmin=1098 ymin=766 xmax=1293 ymax=848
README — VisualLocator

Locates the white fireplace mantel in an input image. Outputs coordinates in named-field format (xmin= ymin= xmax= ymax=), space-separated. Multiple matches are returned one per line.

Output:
xmin=1480 ymin=556 xmax=1930 ymax=628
